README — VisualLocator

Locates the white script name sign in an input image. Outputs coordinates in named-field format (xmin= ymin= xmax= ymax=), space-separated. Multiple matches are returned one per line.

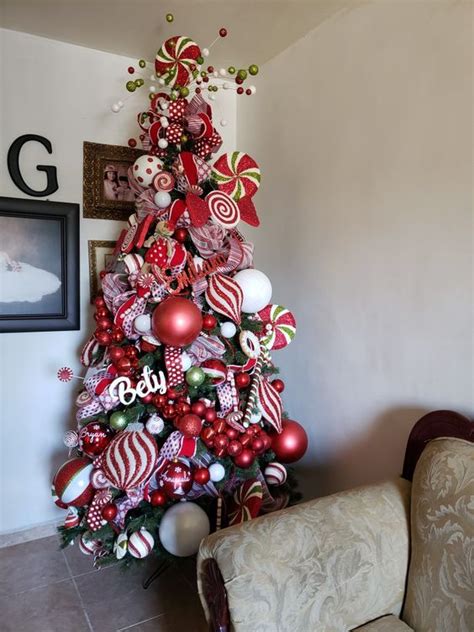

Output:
xmin=110 ymin=366 xmax=167 ymax=406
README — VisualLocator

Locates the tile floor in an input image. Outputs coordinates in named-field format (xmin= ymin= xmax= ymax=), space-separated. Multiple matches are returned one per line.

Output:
xmin=0 ymin=535 xmax=208 ymax=632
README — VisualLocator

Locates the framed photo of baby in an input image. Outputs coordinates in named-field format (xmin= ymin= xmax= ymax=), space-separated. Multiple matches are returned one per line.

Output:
xmin=83 ymin=142 xmax=144 ymax=220
xmin=0 ymin=197 xmax=79 ymax=333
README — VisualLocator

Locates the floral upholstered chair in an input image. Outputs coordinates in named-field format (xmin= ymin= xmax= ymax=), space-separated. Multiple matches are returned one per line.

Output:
xmin=197 ymin=411 xmax=474 ymax=631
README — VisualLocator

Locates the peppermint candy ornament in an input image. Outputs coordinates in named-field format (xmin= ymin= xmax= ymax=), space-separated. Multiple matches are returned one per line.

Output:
xmin=205 ymin=273 xmax=243 ymax=324
xmin=264 ymin=462 xmax=287 ymax=486
xmin=258 ymin=304 xmax=296 ymax=350
xmin=79 ymin=532 xmax=101 ymax=556
xmin=153 ymin=171 xmax=175 ymax=192
xmin=155 ymin=36 xmax=201 ymax=88
xmin=227 ymin=479 xmax=263 ymax=526
xmin=101 ymin=427 xmax=158 ymax=491
xmin=206 ymin=190 xmax=240 ymax=228
xmin=212 ymin=152 xmax=261 ymax=200
xmin=129 ymin=528 xmax=155 ymax=558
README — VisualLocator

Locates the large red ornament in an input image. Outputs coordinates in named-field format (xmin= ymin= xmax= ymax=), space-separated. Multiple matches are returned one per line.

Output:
xmin=270 ymin=419 xmax=308 ymax=463
xmin=160 ymin=461 xmax=193 ymax=499
xmin=176 ymin=413 xmax=202 ymax=437
xmin=53 ymin=457 xmax=94 ymax=507
xmin=152 ymin=297 xmax=202 ymax=347
xmin=79 ymin=422 xmax=114 ymax=457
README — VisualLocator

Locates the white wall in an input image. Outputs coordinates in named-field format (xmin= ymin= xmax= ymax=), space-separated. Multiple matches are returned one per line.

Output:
xmin=0 ymin=29 xmax=237 ymax=534
xmin=238 ymin=0 xmax=473 ymax=499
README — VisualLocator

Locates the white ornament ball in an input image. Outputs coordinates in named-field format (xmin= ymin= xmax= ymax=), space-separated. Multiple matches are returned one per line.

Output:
xmin=181 ymin=352 xmax=193 ymax=372
xmin=209 ymin=462 xmax=226 ymax=482
xmin=249 ymin=410 xmax=262 ymax=424
xmin=128 ymin=528 xmax=154 ymax=558
xmin=158 ymin=77 xmax=166 ymax=86
xmin=111 ymin=103 xmax=120 ymax=113
xmin=158 ymin=138 xmax=169 ymax=149
xmin=220 ymin=119 xmax=228 ymax=127
xmin=233 ymin=269 xmax=273 ymax=313
xmin=134 ymin=313 xmax=152 ymax=335
xmin=114 ymin=531 xmax=128 ymax=560
xmin=202 ymin=48 xmax=210 ymax=57
xmin=149 ymin=85 xmax=156 ymax=93
xmin=223 ymin=82 xmax=230 ymax=90
xmin=117 ymin=100 xmax=124 ymax=108
xmin=264 ymin=462 xmax=287 ymax=486
xmin=159 ymin=99 xmax=169 ymax=110
xmin=249 ymin=86 xmax=257 ymax=95
xmin=219 ymin=68 xmax=227 ymax=76
xmin=220 ymin=322 xmax=237 ymax=338
xmin=146 ymin=414 xmax=164 ymax=435
xmin=159 ymin=502 xmax=210 ymax=557
xmin=160 ymin=116 xmax=169 ymax=128
xmin=154 ymin=191 xmax=171 ymax=208
xmin=132 ymin=155 xmax=163 ymax=187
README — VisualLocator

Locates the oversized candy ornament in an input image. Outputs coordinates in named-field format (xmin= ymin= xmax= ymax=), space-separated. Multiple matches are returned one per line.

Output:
xmin=152 ymin=296 xmax=202 ymax=347
xmin=53 ymin=457 xmax=94 ymax=507
xmin=233 ymin=269 xmax=272 ymax=314
xmin=155 ymin=36 xmax=201 ymax=88
xmin=159 ymin=502 xmax=210 ymax=557
xmin=101 ymin=427 xmax=158 ymax=491
xmin=131 ymin=155 xmax=163 ymax=187
xmin=212 ymin=152 xmax=261 ymax=200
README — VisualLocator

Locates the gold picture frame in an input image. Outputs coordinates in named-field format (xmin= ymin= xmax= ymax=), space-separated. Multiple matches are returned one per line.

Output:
xmin=83 ymin=141 xmax=144 ymax=220
xmin=88 ymin=240 xmax=116 ymax=302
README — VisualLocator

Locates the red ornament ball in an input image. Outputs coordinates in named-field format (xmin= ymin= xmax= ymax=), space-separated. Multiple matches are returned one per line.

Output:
xmin=166 ymin=387 xmax=179 ymax=400
xmin=271 ymin=419 xmax=308 ymax=463
xmin=235 ymin=372 xmax=251 ymax=389
xmin=204 ymin=407 xmax=217 ymax=423
xmin=111 ymin=328 xmax=125 ymax=343
xmin=214 ymin=433 xmax=229 ymax=451
xmin=141 ymin=392 xmax=154 ymax=404
xmin=193 ymin=467 xmax=210 ymax=485
xmin=227 ymin=439 xmax=243 ymax=457
xmin=109 ymin=345 xmax=125 ymax=363
xmin=175 ymin=401 xmax=191 ymax=416
xmin=177 ymin=413 xmax=202 ymax=437
xmin=237 ymin=87 xmax=244 ymax=95
xmin=271 ymin=379 xmax=285 ymax=393
xmin=94 ymin=296 xmax=106 ymax=308
xmin=202 ymin=313 xmax=217 ymax=331
xmin=101 ymin=503 xmax=118 ymax=521
xmin=152 ymin=297 xmax=202 ymax=347
xmin=173 ymin=227 xmax=188 ymax=243
xmin=160 ymin=461 xmax=193 ymax=499
xmin=233 ymin=448 xmax=255 ymax=469
xmin=95 ymin=330 xmax=112 ymax=347
xmin=191 ymin=400 xmax=206 ymax=417
xmin=219 ymin=27 xmax=228 ymax=37
xmin=162 ymin=404 xmax=176 ymax=419
xmin=96 ymin=317 xmax=113 ymax=331
xmin=226 ymin=426 xmax=239 ymax=440
xmin=213 ymin=419 xmax=227 ymax=434
xmin=150 ymin=490 xmax=167 ymax=506
xmin=116 ymin=356 xmax=132 ymax=373
xmin=128 ymin=138 xmax=137 ymax=148
xmin=79 ymin=422 xmax=114 ymax=457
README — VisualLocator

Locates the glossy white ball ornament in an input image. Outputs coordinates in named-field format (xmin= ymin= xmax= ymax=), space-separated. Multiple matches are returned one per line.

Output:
xmin=111 ymin=103 xmax=120 ymax=113
xmin=158 ymin=78 xmax=166 ymax=86
xmin=219 ymin=68 xmax=227 ymax=76
xmin=233 ymin=269 xmax=272 ymax=313
xmin=209 ymin=462 xmax=226 ymax=482
xmin=159 ymin=502 xmax=210 ymax=557
xmin=202 ymin=48 xmax=210 ymax=57
xmin=181 ymin=352 xmax=192 ymax=372
xmin=220 ymin=119 xmax=227 ymax=127
xmin=158 ymin=138 xmax=169 ymax=149
xmin=154 ymin=191 xmax=171 ymax=208
xmin=149 ymin=85 xmax=156 ymax=93
xmin=249 ymin=410 xmax=262 ymax=424
xmin=134 ymin=313 xmax=152 ymax=334
xmin=249 ymin=86 xmax=257 ymax=95
xmin=132 ymin=155 xmax=163 ymax=187
xmin=118 ymin=100 xmax=124 ymax=108
xmin=220 ymin=322 xmax=237 ymax=338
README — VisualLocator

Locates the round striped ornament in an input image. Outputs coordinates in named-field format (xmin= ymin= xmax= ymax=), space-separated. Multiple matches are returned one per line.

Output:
xmin=206 ymin=191 xmax=240 ymax=228
xmin=128 ymin=528 xmax=154 ymax=558
xmin=258 ymin=304 xmax=296 ymax=350
xmin=212 ymin=152 xmax=261 ymax=201
xmin=53 ymin=457 xmax=94 ymax=507
xmin=155 ymin=36 xmax=201 ymax=88
xmin=79 ymin=532 xmax=100 ymax=556
xmin=101 ymin=428 xmax=158 ymax=491
xmin=205 ymin=273 xmax=243 ymax=324
xmin=264 ymin=462 xmax=287 ymax=486
xmin=64 ymin=507 xmax=80 ymax=529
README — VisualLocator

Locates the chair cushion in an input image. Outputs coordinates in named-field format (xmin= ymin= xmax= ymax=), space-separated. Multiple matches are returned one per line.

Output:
xmin=403 ymin=437 xmax=474 ymax=631
xmin=353 ymin=614 xmax=413 ymax=631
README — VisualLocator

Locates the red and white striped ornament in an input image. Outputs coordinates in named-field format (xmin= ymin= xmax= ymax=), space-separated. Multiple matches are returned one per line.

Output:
xmin=206 ymin=190 xmax=240 ymax=229
xmin=264 ymin=462 xmax=287 ymax=486
xmin=205 ymin=273 xmax=243 ymax=324
xmin=258 ymin=378 xmax=283 ymax=434
xmin=128 ymin=528 xmax=154 ymax=558
xmin=155 ymin=37 xmax=200 ymax=88
xmin=153 ymin=171 xmax=175 ymax=192
xmin=101 ymin=427 xmax=158 ymax=491
xmin=53 ymin=457 xmax=94 ymax=507
xmin=78 ymin=532 xmax=101 ymax=556
xmin=64 ymin=507 xmax=80 ymax=529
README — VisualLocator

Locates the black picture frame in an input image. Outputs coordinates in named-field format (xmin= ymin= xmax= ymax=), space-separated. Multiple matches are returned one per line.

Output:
xmin=0 ymin=196 xmax=80 ymax=333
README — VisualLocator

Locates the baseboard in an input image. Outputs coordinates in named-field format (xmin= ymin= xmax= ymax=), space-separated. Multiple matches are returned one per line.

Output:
xmin=0 ymin=519 xmax=60 ymax=548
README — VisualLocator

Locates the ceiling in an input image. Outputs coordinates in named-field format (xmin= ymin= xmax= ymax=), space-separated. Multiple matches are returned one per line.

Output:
xmin=0 ymin=0 xmax=358 ymax=66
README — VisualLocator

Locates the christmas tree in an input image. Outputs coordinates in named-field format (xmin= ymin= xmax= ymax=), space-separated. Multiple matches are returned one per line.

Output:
xmin=54 ymin=16 xmax=308 ymax=567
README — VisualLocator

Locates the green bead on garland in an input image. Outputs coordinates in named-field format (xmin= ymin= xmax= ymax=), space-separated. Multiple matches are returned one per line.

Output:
xmin=138 ymin=59 xmax=146 ymax=69
xmin=165 ymin=13 xmax=174 ymax=23
xmin=248 ymin=64 xmax=259 ymax=76
xmin=228 ymin=66 xmax=236 ymax=75
xmin=126 ymin=80 xmax=136 ymax=92
xmin=237 ymin=69 xmax=248 ymax=81
xmin=186 ymin=366 xmax=205 ymax=387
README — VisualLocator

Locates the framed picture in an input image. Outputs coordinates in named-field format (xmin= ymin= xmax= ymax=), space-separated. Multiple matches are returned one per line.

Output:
xmin=88 ymin=240 xmax=116 ymax=303
xmin=0 ymin=197 xmax=80 ymax=333
xmin=83 ymin=141 xmax=144 ymax=220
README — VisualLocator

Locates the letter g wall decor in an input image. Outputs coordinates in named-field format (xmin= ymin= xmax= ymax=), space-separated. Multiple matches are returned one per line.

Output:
xmin=7 ymin=134 xmax=59 ymax=197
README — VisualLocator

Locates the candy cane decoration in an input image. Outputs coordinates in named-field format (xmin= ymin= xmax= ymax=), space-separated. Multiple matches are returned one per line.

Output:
xmin=242 ymin=347 xmax=269 ymax=426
